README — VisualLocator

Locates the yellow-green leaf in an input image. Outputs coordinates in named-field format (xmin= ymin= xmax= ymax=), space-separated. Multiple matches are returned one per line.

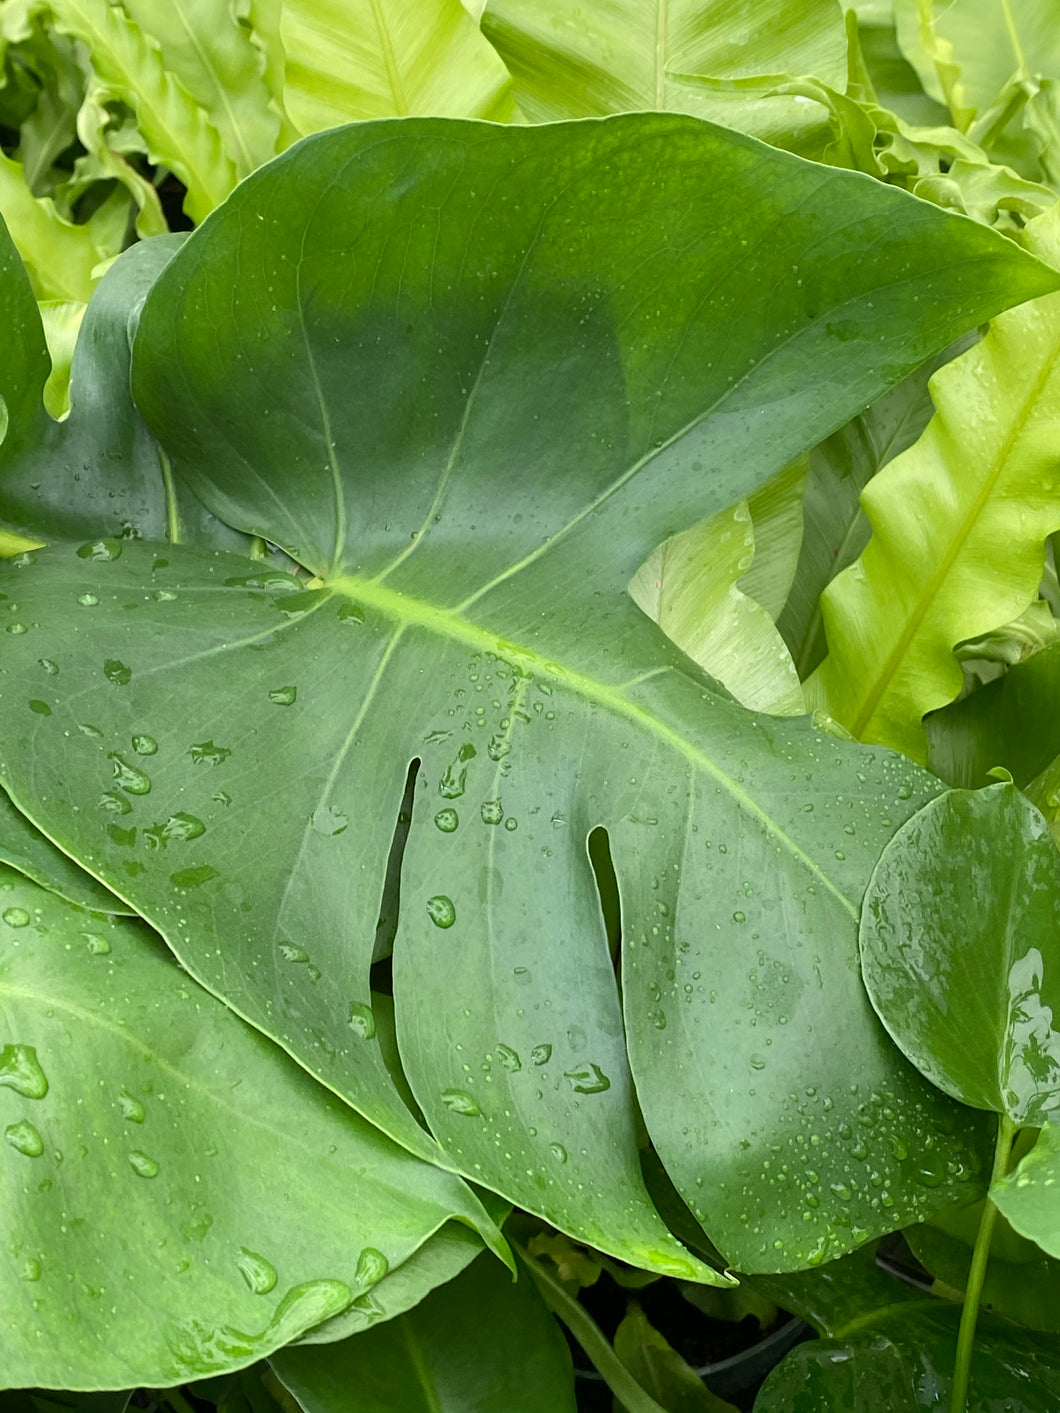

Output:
xmin=807 ymin=204 xmax=1060 ymax=762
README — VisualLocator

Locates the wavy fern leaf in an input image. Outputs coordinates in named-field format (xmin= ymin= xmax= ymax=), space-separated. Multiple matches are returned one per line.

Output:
xmin=49 ymin=0 xmax=236 ymax=219
xmin=807 ymin=206 xmax=1060 ymax=763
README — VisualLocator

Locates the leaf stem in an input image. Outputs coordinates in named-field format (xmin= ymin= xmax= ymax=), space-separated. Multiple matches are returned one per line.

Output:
xmin=511 ymin=1240 xmax=670 ymax=1413
xmin=948 ymin=1112 xmax=1016 ymax=1413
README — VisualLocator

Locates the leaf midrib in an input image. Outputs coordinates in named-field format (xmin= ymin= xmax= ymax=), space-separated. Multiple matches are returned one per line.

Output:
xmin=325 ymin=571 xmax=857 ymax=919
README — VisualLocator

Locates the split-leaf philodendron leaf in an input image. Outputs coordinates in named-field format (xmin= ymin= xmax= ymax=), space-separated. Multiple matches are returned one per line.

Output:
xmin=0 ymin=867 xmax=507 ymax=1390
xmin=0 ymin=115 xmax=1054 ymax=1275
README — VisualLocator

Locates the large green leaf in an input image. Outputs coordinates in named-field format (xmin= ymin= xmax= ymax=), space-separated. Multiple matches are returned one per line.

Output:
xmin=0 ymin=866 xmax=504 ymax=1390
xmin=280 ymin=0 xmax=518 ymax=133
xmin=860 ymin=783 xmax=1060 ymax=1126
xmin=991 ymin=1121 xmax=1060 ymax=1260
xmin=271 ymin=1253 xmax=575 ymax=1413
xmin=754 ymin=1302 xmax=1060 ymax=1412
xmin=0 ymin=115 xmax=1045 ymax=1272
xmin=481 ymin=0 xmax=846 ymax=153
xmin=808 ymin=207 xmax=1060 ymax=763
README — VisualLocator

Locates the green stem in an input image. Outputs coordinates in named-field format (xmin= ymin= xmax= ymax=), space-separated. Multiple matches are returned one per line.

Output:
xmin=511 ymin=1240 xmax=670 ymax=1413
xmin=949 ymin=1112 xmax=1017 ymax=1413
xmin=159 ymin=449 xmax=181 ymax=545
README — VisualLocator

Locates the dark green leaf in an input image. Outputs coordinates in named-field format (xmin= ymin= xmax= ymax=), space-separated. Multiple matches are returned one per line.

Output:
xmin=861 ymin=783 xmax=1060 ymax=1125
xmin=755 ymin=1301 xmax=1060 ymax=1410
xmin=271 ymin=1253 xmax=576 ymax=1413
xmin=613 ymin=1302 xmax=739 ymax=1413
xmin=1 ymin=114 xmax=1039 ymax=1270
xmin=746 ymin=1241 xmax=923 ymax=1338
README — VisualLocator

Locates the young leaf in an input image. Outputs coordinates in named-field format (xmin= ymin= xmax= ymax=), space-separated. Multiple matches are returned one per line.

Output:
xmin=612 ymin=1302 xmax=739 ymax=1413
xmin=808 ymin=207 xmax=1060 ymax=763
xmin=48 ymin=0 xmax=237 ymax=220
xmin=119 ymin=0 xmax=280 ymax=178
xmin=271 ymin=1254 xmax=576 ymax=1413
xmin=0 ymin=150 xmax=107 ymax=302
xmin=991 ymin=1121 xmax=1060 ymax=1260
xmin=481 ymin=0 xmax=847 ymax=153
xmin=0 ymin=867 xmax=504 ymax=1391
xmin=860 ymin=783 xmax=1060 ymax=1126
xmin=1 ymin=115 xmax=1045 ymax=1272
xmin=279 ymin=0 xmax=517 ymax=133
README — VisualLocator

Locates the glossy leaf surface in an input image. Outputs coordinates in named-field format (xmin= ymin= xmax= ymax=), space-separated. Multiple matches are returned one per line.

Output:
xmin=0 ymin=867 xmax=501 ymax=1390
xmin=809 ymin=208 xmax=1060 ymax=762
xmin=272 ymin=1253 xmax=575 ymax=1413
xmin=0 ymin=115 xmax=1041 ymax=1271
xmin=861 ymin=783 xmax=1060 ymax=1125
xmin=992 ymin=1120 xmax=1060 ymax=1260
xmin=755 ymin=1302 xmax=1060 ymax=1412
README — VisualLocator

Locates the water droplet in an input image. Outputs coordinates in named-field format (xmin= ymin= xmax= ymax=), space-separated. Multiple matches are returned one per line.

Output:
xmin=108 ymin=754 xmax=151 ymax=795
xmin=279 ymin=944 xmax=309 ymax=964
xmin=119 ymin=1089 xmax=145 ymax=1123
xmin=157 ymin=813 xmax=206 ymax=843
xmin=104 ymin=659 xmax=132 ymax=686
xmin=268 ymin=685 xmax=297 ymax=705
xmin=37 ymin=659 xmax=58 ymax=675
xmin=20 ymin=1257 xmax=41 ymax=1281
xmin=441 ymin=1089 xmax=480 ymax=1116
xmin=434 ymin=808 xmax=459 ymax=832
xmin=733 ymin=910 xmax=746 ymax=924
xmin=77 ymin=538 xmax=123 ymax=562
xmin=3 ymin=907 xmax=30 ymax=928
xmin=487 ymin=733 xmax=511 ymax=761
xmin=131 ymin=734 xmax=157 ymax=756
xmin=189 ymin=740 xmax=231 ymax=765
xmin=564 ymin=1063 xmax=611 ymax=1095
xmin=170 ymin=865 xmax=220 ymax=889
xmin=834 ymin=850 xmax=846 ymax=862
xmin=6 ymin=622 xmax=27 ymax=635
xmin=128 ymin=1151 xmax=159 ymax=1178
xmin=77 ymin=593 xmax=99 ymax=607
xmin=530 ymin=1044 xmax=552 ymax=1066
xmin=504 ymin=817 xmax=518 ymax=831
xmin=311 ymin=806 xmax=348 ymax=836
xmin=4 ymin=1119 xmax=44 ymax=1157
xmin=28 ymin=699 xmax=51 ymax=716
xmin=440 ymin=743 xmax=476 ymax=799
xmin=355 ymin=1246 xmax=389 ymax=1288
xmin=82 ymin=932 xmax=111 ymax=955
xmin=0 ymin=1044 xmax=48 ymax=1098
xmin=154 ymin=588 xmax=178 ymax=602
xmin=481 ymin=799 xmax=503 ymax=825
xmin=426 ymin=895 xmax=456 ymax=928
xmin=338 ymin=602 xmax=365 ymax=625
xmin=237 ymin=1247 xmax=278 ymax=1294
xmin=347 ymin=1002 xmax=376 ymax=1039
xmin=99 ymin=792 xmax=132 ymax=815
xmin=750 ymin=1054 xmax=767 ymax=1071
xmin=496 ymin=1044 xmax=521 ymax=1072
xmin=549 ymin=1143 xmax=568 ymax=1164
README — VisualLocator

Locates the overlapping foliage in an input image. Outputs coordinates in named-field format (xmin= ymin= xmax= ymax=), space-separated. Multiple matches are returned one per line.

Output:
xmin=4 ymin=3 xmax=1060 ymax=1412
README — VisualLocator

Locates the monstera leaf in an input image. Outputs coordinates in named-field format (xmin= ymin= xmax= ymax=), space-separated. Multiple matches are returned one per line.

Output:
xmin=0 ymin=115 xmax=1052 ymax=1275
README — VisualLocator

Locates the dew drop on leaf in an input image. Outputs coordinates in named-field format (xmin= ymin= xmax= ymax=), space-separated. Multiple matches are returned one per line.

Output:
xmin=118 ymin=1089 xmax=145 ymax=1123
xmin=237 ymin=1247 xmax=278 ymax=1294
xmin=354 ymin=1246 xmax=389 ymax=1288
xmin=496 ymin=1044 xmax=521 ymax=1072
xmin=481 ymin=799 xmax=503 ymax=825
xmin=20 ymin=1257 xmax=41 ymax=1282
xmin=98 ymin=792 xmax=132 ymax=815
xmin=441 ymin=1089 xmax=480 ymax=1116
xmin=77 ymin=593 xmax=99 ymax=607
xmin=108 ymin=754 xmax=151 ymax=795
xmin=338 ymin=602 xmax=364 ymax=624
xmin=530 ymin=1044 xmax=552 ymax=1066
xmin=311 ymin=806 xmax=348 ymax=836
xmin=27 ymin=700 xmax=50 ymax=715
xmin=279 ymin=944 xmax=309 ymax=964
xmin=0 ymin=1044 xmax=49 ymax=1098
xmin=268 ymin=685 xmax=297 ymax=705
xmin=426 ymin=895 xmax=456 ymax=928
xmin=347 ymin=1002 xmax=376 ymax=1039
xmin=38 ymin=659 xmax=58 ymax=675
xmin=82 ymin=932 xmax=111 ymax=955
xmin=76 ymin=538 xmax=122 ymax=562
xmin=128 ymin=1151 xmax=160 ymax=1178
xmin=549 ymin=1143 xmax=568 ymax=1164
xmin=563 ymin=1063 xmax=611 ymax=1095
xmin=189 ymin=740 xmax=231 ymax=765
xmin=434 ymin=808 xmax=459 ymax=832
xmin=103 ymin=659 xmax=132 ymax=686
xmin=4 ymin=1119 xmax=44 ymax=1157
xmin=131 ymin=734 xmax=158 ymax=756
xmin=2 ymin=907 xmax=30 ymax=928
